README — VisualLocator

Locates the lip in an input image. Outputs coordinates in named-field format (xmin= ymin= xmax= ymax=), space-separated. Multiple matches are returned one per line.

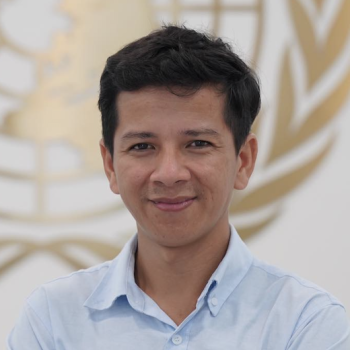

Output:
xmin=150 ymin=196 xmax=196 ymax=212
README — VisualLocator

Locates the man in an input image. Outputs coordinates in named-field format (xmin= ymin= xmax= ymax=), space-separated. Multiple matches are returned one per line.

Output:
xmin=8 ymin=25 xmax=350 ymax=349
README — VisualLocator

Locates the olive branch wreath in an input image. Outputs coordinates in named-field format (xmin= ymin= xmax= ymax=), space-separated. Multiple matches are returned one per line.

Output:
xmin=0 ymin=0 xmax=350 ymax=273
xmin=230 ymin=0 xmax=350 ymax=239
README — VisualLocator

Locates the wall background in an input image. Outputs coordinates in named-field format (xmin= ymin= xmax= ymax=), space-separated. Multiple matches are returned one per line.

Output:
xmin=0 ymin=0 xmax=349 ymax=346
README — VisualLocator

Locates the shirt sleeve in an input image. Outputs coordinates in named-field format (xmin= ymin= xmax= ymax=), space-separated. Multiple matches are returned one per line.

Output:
xmin=7 ymin=302 xmax=55 ymax=350
xmin=287 ymin=304 xmax=350 ymax=350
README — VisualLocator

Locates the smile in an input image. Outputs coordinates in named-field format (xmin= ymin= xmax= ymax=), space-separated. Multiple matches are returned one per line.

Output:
xmin=150 ymin=197 xmax=196 ymax=212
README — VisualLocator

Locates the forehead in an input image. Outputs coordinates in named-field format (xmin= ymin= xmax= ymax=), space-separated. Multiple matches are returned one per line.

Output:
xmin=116 ymin=86 xmax=226 ymax=129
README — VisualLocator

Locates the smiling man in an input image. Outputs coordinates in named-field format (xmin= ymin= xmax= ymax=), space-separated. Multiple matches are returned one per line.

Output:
xmin=8 ymin=25 xmax=350 ymax=349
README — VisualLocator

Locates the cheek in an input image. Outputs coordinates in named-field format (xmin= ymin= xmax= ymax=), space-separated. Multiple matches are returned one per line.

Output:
xmin=117 ymin=164 xmax=148 ymax=194
xmin=204 ymin=162 xmax=236 ymax=199
xmin=198 ymin=158 xmax=233 ymax=182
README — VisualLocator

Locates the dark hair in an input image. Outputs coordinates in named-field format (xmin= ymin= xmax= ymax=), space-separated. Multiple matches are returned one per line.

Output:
xmin=98 ymin=25 xmax=261 ymax=155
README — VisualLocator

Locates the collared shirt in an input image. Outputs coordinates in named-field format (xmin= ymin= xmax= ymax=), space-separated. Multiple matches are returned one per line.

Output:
xmin=8 ymin=227 xmax=350 ymax=349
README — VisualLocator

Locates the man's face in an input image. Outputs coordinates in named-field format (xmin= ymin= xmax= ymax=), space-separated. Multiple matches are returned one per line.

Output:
xmin=101 ymin=86 xmax=257 ymax=248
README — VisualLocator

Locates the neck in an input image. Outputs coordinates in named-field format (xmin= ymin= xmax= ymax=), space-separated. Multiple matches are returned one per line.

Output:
xmin=134 ymin=225 xmax=230 ymax=325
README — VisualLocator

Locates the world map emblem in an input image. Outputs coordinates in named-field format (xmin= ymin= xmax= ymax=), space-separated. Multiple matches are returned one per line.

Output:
xmin=0 ymin=0 xmax=349 ymax=272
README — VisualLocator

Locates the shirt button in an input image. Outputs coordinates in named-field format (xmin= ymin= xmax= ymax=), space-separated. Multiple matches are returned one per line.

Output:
xmin=172 ymin=334 xmax=183 ymax=345
xmin=211 ymin=297 xmax=218 ymax=306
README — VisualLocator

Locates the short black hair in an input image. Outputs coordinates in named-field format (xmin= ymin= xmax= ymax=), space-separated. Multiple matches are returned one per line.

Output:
xmin=98 ymin=25 xmax=261 ymax=155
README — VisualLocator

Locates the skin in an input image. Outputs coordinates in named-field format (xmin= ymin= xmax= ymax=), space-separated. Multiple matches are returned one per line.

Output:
xmin=100 ymin=86 xmax=258 ymax=325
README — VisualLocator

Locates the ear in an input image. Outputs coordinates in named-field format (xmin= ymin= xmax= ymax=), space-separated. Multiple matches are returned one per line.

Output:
xmin=234 ymin=133 xmax=258 ymax=190
xmin=99 ymin=139 xmax=119 ymax=194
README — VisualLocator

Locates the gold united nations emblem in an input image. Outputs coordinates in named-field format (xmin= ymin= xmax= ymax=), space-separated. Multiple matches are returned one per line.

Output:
xmin=0 ymin=0 xmax=349 ymax=272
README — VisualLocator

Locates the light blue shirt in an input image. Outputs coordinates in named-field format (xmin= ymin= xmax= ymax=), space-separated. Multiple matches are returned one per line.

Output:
xmin=8 ymin=228 xmax=350 ymax=349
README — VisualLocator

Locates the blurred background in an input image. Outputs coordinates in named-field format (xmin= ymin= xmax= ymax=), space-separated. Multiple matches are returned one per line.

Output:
xmin=1 ymin=0 xmax=350 ymax=344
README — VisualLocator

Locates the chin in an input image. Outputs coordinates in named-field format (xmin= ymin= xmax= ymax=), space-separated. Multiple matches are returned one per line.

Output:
xmin=142 ymin=223 xmax=205 ymax=247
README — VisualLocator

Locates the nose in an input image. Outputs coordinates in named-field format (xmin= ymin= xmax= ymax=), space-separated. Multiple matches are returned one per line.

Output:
xmin=149 ymin=149 xmax=191 ymax=186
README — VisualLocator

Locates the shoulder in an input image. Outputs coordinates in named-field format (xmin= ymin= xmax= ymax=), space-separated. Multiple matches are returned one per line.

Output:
xmin=24 ymin=235 xmax=136 ymax=316
xmin=7 ymin=259 xmax=117 ymax=348
xmin=250 ymin=258 xmax=341 ymax=304
xmin=236 ymin=258 xmax=350 ymax=347
xmin=249 ymin=258 xmax=347 ymax=329
xmin=27 ymin=259 xmax=113 ymax=311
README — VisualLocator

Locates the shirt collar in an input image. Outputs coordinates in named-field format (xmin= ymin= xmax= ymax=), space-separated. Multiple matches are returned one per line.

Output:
xmin=84 ymin=225 xmax=253 ymax=315
xmin=84 ymin=234 xmax=138 ymax=310
xmin=204 ymin=225 xmax=254 ymax=316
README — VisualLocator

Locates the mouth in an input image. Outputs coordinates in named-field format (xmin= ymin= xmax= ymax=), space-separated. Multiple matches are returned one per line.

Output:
xmin=150 ymin=196 xmax=196 ymax=212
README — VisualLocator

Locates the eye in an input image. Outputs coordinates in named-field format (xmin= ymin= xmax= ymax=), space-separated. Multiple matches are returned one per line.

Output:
xmin=130 ymin=143 xmax=153 ymax=150
xmin=189 ymin=140 xmax=211 ymax=148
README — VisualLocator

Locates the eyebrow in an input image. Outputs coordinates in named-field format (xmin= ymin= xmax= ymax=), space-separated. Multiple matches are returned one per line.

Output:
xmin=121 ymin=128 xmax=221 ymax=141
xmin=121 ymin=132 xmax=157 ymax=140
xmin=181 ymin=128 xmax=220 ymax=138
